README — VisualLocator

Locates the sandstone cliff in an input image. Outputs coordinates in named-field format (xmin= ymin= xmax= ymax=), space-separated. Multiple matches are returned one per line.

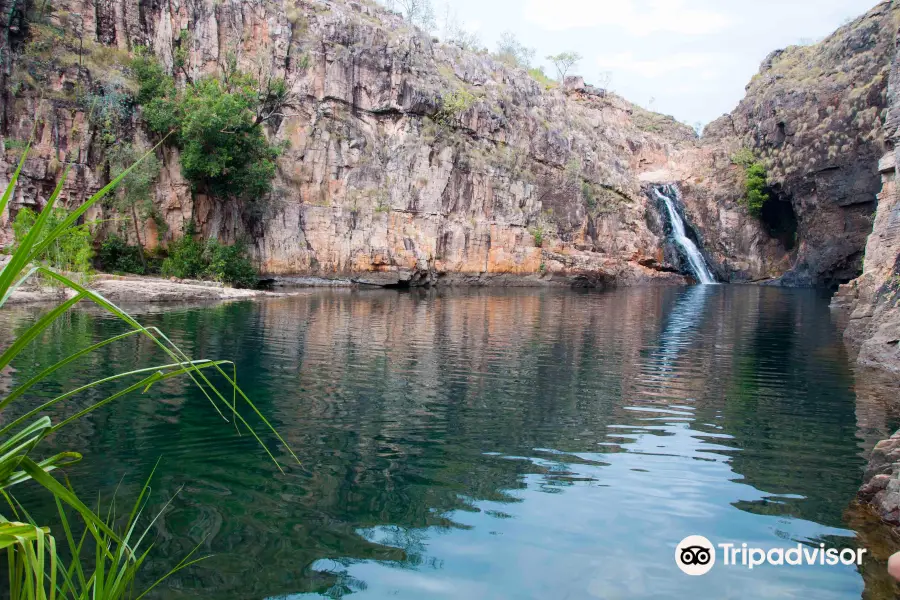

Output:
xmin=0 ymin=0 xmax=709 ymax=286
xmin=831 ymin=1 xmax=900 ymax=377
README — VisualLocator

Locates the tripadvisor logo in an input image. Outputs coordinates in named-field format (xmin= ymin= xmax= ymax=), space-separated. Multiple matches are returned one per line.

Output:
xmin=675 ymin=535 xmax=867 ymax=576
xmin=676 ymin=535 xmax=715 ymax=576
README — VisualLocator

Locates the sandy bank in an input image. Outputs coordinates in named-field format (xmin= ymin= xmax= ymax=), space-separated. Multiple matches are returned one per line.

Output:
xmin=2 ymin=273 xmax=307 ymax=305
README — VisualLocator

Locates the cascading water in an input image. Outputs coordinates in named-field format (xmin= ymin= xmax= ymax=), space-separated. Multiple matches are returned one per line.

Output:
xmin=653 ymin=186 xmax=716 ymax=285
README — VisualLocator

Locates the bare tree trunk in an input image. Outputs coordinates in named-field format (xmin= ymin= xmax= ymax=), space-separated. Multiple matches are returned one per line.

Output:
xmin=130 ymin=205 xmax=148 ymax=270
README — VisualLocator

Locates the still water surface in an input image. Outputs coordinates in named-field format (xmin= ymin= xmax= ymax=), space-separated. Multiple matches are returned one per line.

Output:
xmin=2 ymin=285 xmax=893 ymax=598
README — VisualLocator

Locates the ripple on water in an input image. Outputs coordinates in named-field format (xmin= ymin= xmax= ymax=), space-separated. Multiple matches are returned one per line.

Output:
xmin=0 ymin=286 xmax=885 ymax=599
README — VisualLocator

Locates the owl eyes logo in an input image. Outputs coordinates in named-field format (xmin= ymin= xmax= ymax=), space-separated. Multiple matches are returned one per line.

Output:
xmin=680 ymin=545 xmax=712 ymax=566
xmin=676 ymin=535 xmax=716 ymax=575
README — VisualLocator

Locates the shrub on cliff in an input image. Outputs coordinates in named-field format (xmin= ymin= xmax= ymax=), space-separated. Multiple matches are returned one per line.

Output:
xmin=528 ymin=67 xmax=556 ymax=88
xmin=161 ymin=223 xmax=206 ymax=280
xmin=205 ymin=240 xmax=258 ymax=289
xmin=131 ymin=47 xmax=175 ymax=106
xmin=435 ymin=88 xmax=476 ymax=126
xmin=161 ymin=223 xmax=258 ymax=288
xmin=731 ymin=148 xmax=771 ymax=218
xmin=97 ymin=234 xmax=158 ymax=275
xmin=744 ymin=163 xmax=771 ymax=217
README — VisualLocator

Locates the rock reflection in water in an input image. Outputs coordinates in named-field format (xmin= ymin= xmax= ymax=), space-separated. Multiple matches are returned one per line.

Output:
xmin=0 ymin=286 xmax=882 ymax=598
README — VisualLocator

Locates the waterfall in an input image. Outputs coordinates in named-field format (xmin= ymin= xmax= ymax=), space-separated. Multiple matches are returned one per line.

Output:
xmin=653 ymin=186 xmax=716 ymax=285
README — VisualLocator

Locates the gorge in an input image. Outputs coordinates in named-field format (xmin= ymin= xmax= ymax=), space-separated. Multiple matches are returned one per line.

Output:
xmin=2 ymin=0 xmax=900 ymax=597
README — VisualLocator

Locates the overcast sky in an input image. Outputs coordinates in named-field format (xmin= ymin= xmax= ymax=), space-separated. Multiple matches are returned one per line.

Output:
xmin=438 ymin=0 xmax=879 ymax=126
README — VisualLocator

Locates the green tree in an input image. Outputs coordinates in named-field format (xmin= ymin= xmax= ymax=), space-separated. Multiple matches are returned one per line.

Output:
xmin=546 ymin=51 xmax=583 ymax=81
xmin=107 ymin=143 xmax=162 ymax=270
xmin=440 ymin=4 xmax=480 ymax=50
xmin=133 ymin=52 xmax=289 ymax=201
xmin=387 ymin=0 xmax=436 ymax=31
xmin=175 ymin=76 xmax=281 ymax=198
xmin=12 ymin=207 xmax=93 ymax=275
xmin=495 ymin=31 xmax=535 ymax=69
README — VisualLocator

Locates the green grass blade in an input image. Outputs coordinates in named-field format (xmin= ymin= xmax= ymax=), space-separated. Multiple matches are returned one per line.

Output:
xmin=135 ymin=537 xmax=211 ymax=600
xmin=0 ymin=266 xmax=41 ymax=309
xmin=54 ymin=497 xmax=88 ymax=595
xmin=0 ymin=141 xmax=30 ymax=219
xmin=0 ymin=166 xmax=70 ymax=299
xmin=0 ymin=416 xmax=51 ymax=459
xmin=0 ymin=360 xmax=231 ymax=437
xmin=16 ymin=457 xmax=119 ymax=542
xmin=0 ymin=293 xmax=86 ymax=371
xmin=49 ymin=362 xmax=229 ymax=432
xmin=4 ymin=452 xmax=82 ymax=488
xmin=0 ymin=330 xmax=145 ymax=411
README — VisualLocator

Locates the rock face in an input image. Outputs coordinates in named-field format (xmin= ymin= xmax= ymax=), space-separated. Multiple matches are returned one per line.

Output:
xmin=656 ymin=146 xmax=793 ymax=282
xmin=838 ymin=2 xmax=900 ymax=526
xmin=860 ymin=430 xmax=900 ymax=526
xmin=834 ymin=0 xmax=900 ymax=376
xmin=0 ymin=0 xmax=896 ymax=292
xmin=689 ymin=2 xmax=897 ymax=287
xmin=837 ymin=150 xmax=900 ymax=375
xmin=0 ymin=0 xmax=704 ymax=286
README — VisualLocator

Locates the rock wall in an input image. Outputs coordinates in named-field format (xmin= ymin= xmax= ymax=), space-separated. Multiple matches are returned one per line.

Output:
xmin=1 ymin=0 xmax=894 ymax=289
xmin=841 ymin=1 xmax=900 ymax=526
xmin=0 ymin=0 xmax=708 ymax=286
xmin=691 ymin=1 xmax=897 ymax=287
xmin=833 ymin=0 xmax=900 ymax=376
xmin=650 ymin=141 xmax=793 ymax=282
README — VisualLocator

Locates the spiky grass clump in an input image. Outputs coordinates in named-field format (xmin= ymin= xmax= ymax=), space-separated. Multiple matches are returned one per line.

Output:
xmin=0 ymin=142 xmax=298 ymax=598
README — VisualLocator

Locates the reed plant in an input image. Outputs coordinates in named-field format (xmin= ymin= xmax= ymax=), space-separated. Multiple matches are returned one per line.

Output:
xmin=0 ymin=143 xmax=298 ymax=598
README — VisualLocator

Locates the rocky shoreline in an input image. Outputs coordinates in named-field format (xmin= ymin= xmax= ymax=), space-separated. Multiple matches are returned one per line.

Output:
xmin=4 ymin=263 xmax=688 ymax=306
xmin=4 ymin=273 xmax=296 ymax=305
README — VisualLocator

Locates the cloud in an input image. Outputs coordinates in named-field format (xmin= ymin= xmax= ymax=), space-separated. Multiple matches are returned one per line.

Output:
xmin=596 ymin=52 xmax=724 ymax=77
xmin=523 ymin=0 xmax=731 ymax=35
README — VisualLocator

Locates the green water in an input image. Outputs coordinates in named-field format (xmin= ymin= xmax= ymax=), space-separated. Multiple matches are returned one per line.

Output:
xmin=1 ymin=285 xmax=890 ymax=598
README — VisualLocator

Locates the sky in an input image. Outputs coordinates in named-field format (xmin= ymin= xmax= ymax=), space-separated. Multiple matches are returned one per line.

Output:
xmin=435 ymin=0 xmax=878 ymax=127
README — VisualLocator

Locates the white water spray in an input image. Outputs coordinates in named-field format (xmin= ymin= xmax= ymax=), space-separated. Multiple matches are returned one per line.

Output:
xmin=654 ymin=187 xmax=716 ymax=285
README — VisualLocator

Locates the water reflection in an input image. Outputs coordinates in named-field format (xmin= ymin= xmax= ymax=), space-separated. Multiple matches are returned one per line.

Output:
xmin=0 ymin=286 xmax=882 ymax=598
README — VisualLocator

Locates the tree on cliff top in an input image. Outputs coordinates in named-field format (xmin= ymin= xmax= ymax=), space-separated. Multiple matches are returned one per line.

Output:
xmin=440 ymin=4 xmax=481 ymax=50
xmin=495 ymin=32 xmax=535 ymax=69
xmin=546 ymin=52 xmax=582 ymax=82
xmin=383 ymin=0 xmax=436 ymax=31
